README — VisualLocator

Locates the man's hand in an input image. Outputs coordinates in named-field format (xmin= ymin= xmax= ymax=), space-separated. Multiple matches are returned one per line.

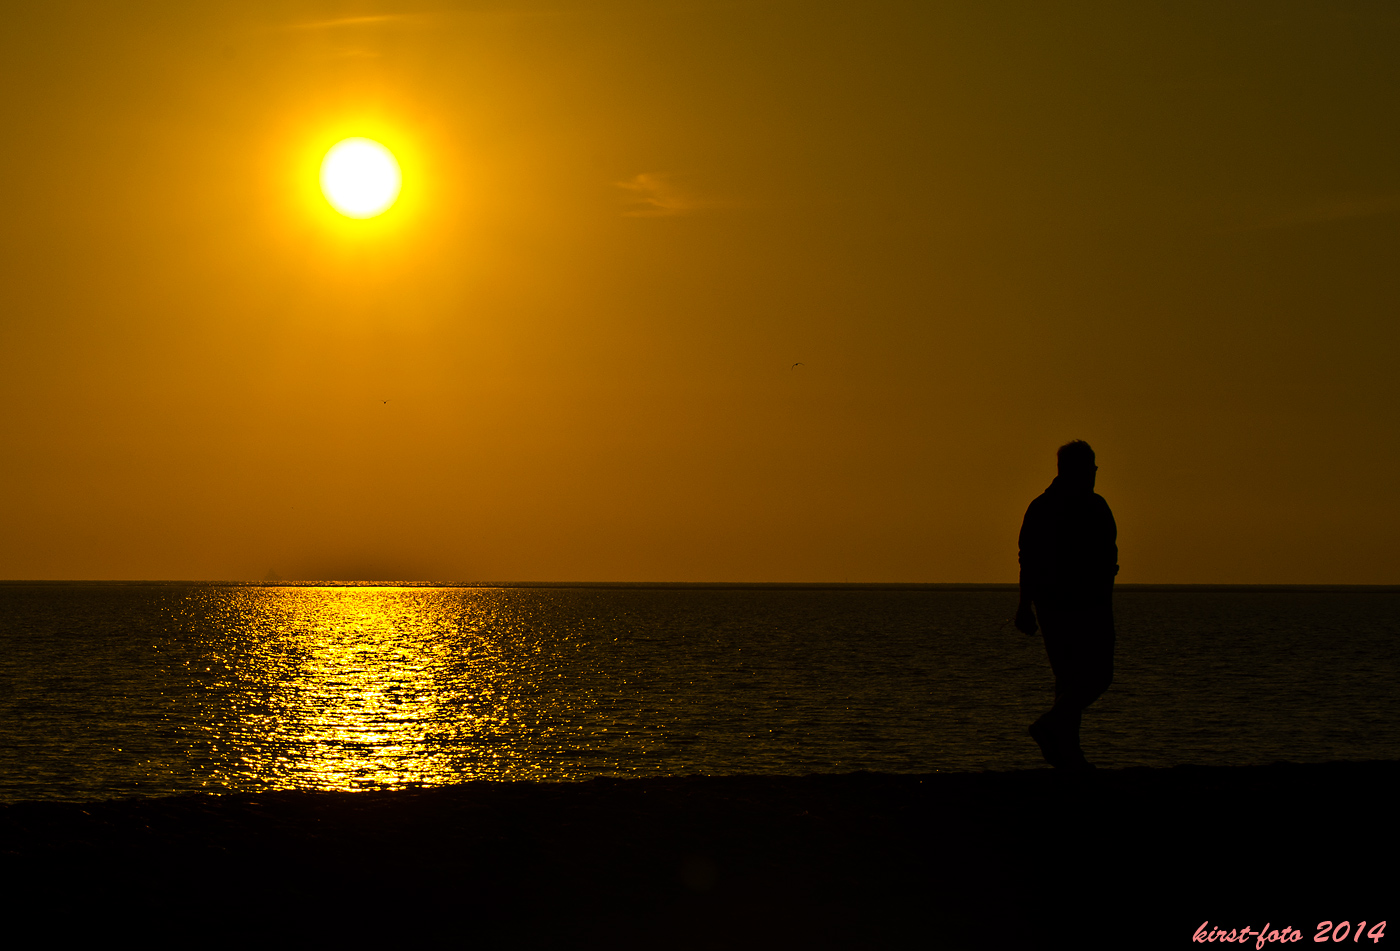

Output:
xmin=1014 ymin=598 xmax=1038 ymax=636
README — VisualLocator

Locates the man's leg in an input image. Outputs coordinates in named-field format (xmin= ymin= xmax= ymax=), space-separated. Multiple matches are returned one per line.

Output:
xmin=1034 ymin=603 xmax=1114 ymax=766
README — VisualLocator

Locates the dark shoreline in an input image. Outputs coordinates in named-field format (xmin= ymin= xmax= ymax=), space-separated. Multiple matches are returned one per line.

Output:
xmin=3 ymin=762 xmax=1394 ymax=948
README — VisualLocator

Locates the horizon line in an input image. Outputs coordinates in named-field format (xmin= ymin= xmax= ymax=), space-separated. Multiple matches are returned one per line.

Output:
xmin=2 ymin=580 xmax=1399 ymax=592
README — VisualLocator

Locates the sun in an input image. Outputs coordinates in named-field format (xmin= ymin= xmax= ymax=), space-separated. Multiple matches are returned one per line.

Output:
xmin=320 ymin=138 xmax=402 ymax=218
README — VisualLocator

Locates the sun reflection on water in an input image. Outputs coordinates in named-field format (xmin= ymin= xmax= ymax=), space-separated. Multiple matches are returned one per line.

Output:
xmin=187 ymin=586 xmax=532 ymax=792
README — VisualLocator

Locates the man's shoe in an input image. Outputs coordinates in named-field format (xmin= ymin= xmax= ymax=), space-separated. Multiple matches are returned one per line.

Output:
xmin=1063 ymin=747 xmax=1097 ymax=771
xmin=1029 ymin=719 xmax=1068 ymax=768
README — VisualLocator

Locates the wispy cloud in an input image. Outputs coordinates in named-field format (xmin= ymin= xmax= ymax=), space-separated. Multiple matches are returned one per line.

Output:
xmin=1258 ymin=194 xmax=1400 ymax=229
xmin=616 ymin=173 xmax=713 ymax=218
xmin=283 ymin=14 xmax=431 ymax=32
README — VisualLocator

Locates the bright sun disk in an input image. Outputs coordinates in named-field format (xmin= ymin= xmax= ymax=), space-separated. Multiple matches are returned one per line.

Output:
xmin=320 ymin=138 xmax=401 ymax=218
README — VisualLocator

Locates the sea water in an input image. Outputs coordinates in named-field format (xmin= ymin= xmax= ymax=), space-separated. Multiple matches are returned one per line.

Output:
xmin=1 ymin=583 xmax=1396 ymax=802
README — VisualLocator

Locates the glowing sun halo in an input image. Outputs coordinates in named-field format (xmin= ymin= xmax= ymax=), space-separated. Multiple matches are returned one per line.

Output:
xmin=320 ymin=138 xmax=401 ymax=218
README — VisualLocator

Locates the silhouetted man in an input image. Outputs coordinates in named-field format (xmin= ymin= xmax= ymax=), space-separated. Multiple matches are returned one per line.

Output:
xmin=1015 ymin=440 xmax=1118 ymax=769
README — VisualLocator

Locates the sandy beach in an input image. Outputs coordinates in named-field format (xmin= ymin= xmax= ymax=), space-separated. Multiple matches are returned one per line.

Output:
xmin=2 ymin=761 xmax=1393 ymax=948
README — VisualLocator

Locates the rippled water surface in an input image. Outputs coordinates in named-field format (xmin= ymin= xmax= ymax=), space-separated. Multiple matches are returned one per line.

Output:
xmin=1 ymin=583 xmax=1397 ymax=801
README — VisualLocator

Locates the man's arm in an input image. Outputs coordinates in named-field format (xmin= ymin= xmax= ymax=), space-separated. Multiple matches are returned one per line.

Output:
xmin=1015 ymin=596 xmax=1038 ymax=635
xmin=1016 ymin=502 xmax=1040 ymax=635
xmin=1100 ymin=496 xmax=1119 ymax=580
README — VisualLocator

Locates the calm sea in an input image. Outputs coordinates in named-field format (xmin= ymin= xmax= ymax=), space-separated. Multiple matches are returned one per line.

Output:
xmin=1 ymin=583 xmax=1396 ymax=802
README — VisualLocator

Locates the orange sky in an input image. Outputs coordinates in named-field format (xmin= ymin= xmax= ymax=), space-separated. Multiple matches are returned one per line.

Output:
xmin=1 ymin=1 xmax=1397 ymax=583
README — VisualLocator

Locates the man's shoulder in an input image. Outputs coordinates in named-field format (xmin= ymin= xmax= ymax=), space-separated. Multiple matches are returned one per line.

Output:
xmin=1091 ymin=492 xmax=1116 ymax=520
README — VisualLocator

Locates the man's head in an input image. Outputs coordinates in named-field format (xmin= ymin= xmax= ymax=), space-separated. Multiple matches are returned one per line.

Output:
xmin=1057 ymin=440 xmax=1097 ymax=490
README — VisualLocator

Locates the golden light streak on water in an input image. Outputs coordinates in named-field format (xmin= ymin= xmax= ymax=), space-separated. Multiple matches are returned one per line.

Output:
xmin=193 ymin=587 xmax=520 ymax=792
xmin=246 ymin=591 xmax=446 ymax=788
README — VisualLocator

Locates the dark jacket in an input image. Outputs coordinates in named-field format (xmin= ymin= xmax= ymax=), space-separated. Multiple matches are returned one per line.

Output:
xmin=1018 ymin=477 xmax=1119 ymax=608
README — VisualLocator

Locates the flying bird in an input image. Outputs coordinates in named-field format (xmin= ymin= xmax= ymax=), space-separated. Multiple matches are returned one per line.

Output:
xmin=381 ymin=400 xmax=391 ymax=404
xmin=791 ymin=362 xmax=804 ymax=370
